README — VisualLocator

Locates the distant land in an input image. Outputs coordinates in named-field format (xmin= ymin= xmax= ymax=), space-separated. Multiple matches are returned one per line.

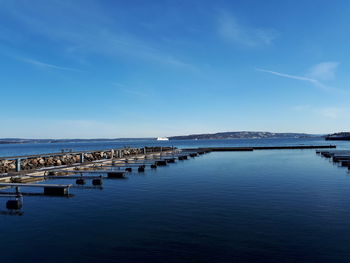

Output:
xmin=169 ymin=131 xmax=322 ymax=140
xmin=325 ymin=132 xmax=350 ymax=140
xmin=0 ymin=131 xmax=328 ymax=144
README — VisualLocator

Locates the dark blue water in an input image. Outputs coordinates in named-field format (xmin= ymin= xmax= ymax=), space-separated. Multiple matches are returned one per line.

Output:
xmin=1 ymin=138 xmax=350 ymax=263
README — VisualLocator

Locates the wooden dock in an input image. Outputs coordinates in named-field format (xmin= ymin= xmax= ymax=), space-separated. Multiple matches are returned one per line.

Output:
xmin=0 ymin=148 xmax=185 ymax=210
xmin=0 ymin=182 xmax=72 ymax=196
xmin=317 ymin=150 xmax=350 ymax=170
xmin=0 ymin=182 xmax=72 ymax=188
xmin=183 ymin=145 xmax=336 ymax=152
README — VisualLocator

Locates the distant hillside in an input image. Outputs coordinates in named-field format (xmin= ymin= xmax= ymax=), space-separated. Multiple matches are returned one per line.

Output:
xmin=325 ymin=132 xmax=350 ymax=141
xmin=169 ymin=131 xmax=318 ymax=140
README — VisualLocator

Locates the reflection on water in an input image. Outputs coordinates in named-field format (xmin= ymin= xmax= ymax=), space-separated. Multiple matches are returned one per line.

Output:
xmin=0 ymin=210 xmax=24 ymax=216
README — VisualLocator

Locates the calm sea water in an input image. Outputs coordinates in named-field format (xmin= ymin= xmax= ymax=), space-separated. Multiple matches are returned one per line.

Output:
xmin=0 ymin=137 xmax=347 ymax=157
xmin=1 ymin=138 xmax=350 ymax=263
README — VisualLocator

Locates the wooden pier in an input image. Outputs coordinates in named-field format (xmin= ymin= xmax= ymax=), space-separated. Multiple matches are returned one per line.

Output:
xmin=0 ymin=182 xmax=72 ymax=196
xmin=317 ymin=150 xmax=350 ymax=170
xmin=183 ymin=145 xmax=336 ymax=152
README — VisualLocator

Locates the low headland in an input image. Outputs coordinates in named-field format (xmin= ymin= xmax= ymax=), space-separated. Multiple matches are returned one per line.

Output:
xmin=168 ymin=131 xmax=319 ymax=140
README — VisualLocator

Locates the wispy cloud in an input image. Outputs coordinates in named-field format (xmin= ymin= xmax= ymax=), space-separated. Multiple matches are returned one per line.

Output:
xmin=112 ymin=83 xmax=150 ymax=98
xmin=16 ymin=57 xmax=82 ymax=72
xmin=256 ymin=61 xmax=342 ymax=91
xmin=218 ymin=12 xmax=277 ymax=47
xmin=3 ymin=1 xmax=197 ymax=71
xmin=256 ymin=67 xmax=328 ymax=90
xmin=307 ymin=62 xmax=339 ymax=81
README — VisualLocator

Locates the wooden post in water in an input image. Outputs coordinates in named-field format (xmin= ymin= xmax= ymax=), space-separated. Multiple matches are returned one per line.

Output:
xmin=16 ymin=158 xmax=21 ymax=172
xmin=81 ymin=153 xmax=85 ymax=163
xmin=44 ymin=187 xmax=69 ymax=196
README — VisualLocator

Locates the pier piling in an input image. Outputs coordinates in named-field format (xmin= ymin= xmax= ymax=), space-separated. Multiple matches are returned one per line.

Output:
xmin=76 ymin=178 xmax=86 ymax=185
xmin=155 ymin=160 xmax=167 ymax=166
xmin=6 ymin=199 xmax=23 ymax=210
xmin=92 ymin=178 xmax=103 ymax=186
xmin=44 ymin=187 xmax=69 ymax=196
xmin=107 ymin=172 xmax=125 ymax=179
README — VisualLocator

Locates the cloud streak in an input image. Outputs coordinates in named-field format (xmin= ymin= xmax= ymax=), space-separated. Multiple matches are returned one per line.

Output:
xmin=256 ymin=68 xmax=328 ymax=90
xmin=17 ymin=57 xmax=82 ymax=72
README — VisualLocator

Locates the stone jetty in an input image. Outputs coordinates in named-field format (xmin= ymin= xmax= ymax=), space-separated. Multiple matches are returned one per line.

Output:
xmin=0 ymin=147 xmax=173 ymax=174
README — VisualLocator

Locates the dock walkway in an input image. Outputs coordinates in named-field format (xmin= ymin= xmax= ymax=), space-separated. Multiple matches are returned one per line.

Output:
xmin=183 ymin=145 xmax=336 ymax=152
xmin=317 ymin=149 xmax=350 ymax=170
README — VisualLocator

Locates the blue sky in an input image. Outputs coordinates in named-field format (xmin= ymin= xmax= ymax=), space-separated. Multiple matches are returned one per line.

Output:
xmin=1 ymin=0 xmax=350 ymax=138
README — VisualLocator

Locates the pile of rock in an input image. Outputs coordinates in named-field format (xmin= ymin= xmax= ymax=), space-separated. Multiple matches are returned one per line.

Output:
xmin=20 ymin=154 xmax=81 ymax=170
xmin=0 ymin=147 xmax=171 ymax=173
xmin=83 ymin=151 xmax=110 ymax=161
xmin=0 ymin=160 xmax=16 ymax=173
xmin=121 ymin=148 xmax=143 ymax=156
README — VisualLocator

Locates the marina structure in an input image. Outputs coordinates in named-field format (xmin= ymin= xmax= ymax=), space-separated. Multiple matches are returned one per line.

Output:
xmin=317 ymin=149 xmax=350 ymax=171
xmin=0 ymin=144 xmax=337 ymax=212
xmin=0 ymin=146 xmax=206 ymax=211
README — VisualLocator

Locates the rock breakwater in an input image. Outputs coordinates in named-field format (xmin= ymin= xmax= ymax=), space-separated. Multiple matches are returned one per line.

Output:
xmin=0 ymin=147 xmax=173 ymax=173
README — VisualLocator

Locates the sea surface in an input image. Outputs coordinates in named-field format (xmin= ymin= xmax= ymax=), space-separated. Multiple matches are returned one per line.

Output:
xmin=0 ymin=137 xmax=348 ymax=157
xmin=1 ymin=138 xmax=350 ymax=263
